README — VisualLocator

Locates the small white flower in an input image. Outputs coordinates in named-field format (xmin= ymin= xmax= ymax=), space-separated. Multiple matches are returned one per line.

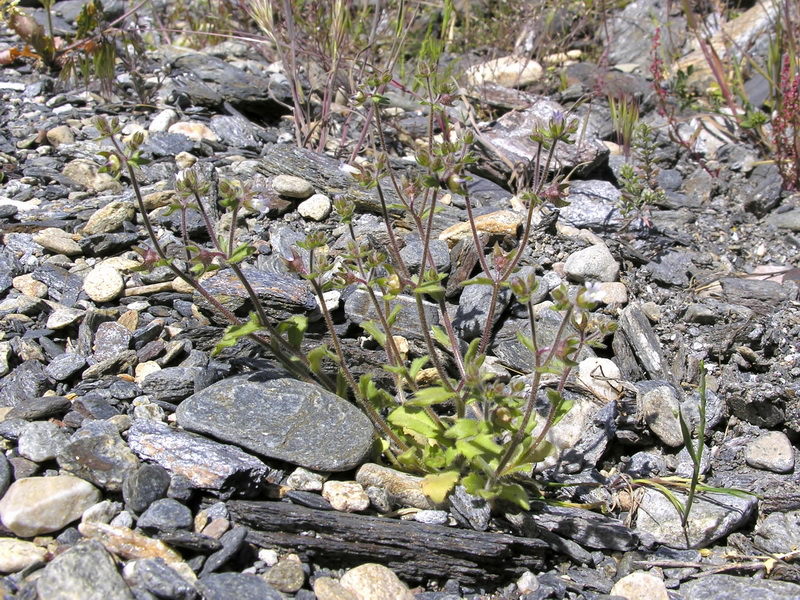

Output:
xmin=583 ymin=281 xmax=606 ymax=304
xmin=338 ymin=163 xmax=361 ymax=177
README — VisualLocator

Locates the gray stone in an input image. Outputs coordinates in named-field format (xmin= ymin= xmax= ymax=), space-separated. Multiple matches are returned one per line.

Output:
xmin=127 ymin=419 xmax=269 ymax=498
xmin=355 ymin=463 xmax=434 ymax=510
xmin=273 ymin=174 xmax=313 ymax=198
xmin=94 ymin=321 xmax=133 ymax=363
xmin=414 ymin=509 xmax=449 ymax=525
xmin=200 ymin=526 xmax=249 ymax=576
xmin=754 ymin=510 xmax=800 ymax=554
xmin=449 ymin=485 xmax=491 ymax=531
xmin=563 ymin=244 xmax=619 ymax=283
xmin=767 ymin=207 xmax=800 ymax=231
xmin=0 ymin=359 xmax=54 ymax=407
xmin=615 ymin=303 xmax=667 ymax=380
xmin=123 ymin=463 xmax=172 ymax=514
xmin=45 ymin=353 xmax=87 ymax=380
xmin=646 ymin=251 xmax=693 ymax=287
xmin=681 ymin=574 xmax=800 ymax=600
xmin=719 ymin=277 xmax=791 ymax=315
xmin=635 ymin=487 xmax=757 ymax=549
xmin=125 ymin=558 xmax=197 ymax=600
xmin=32 ymin=227 xmax=83 ymax=256
xmin=57 ymin=419 xmax=140 ymax=491
xmin=624 ymin=451 xmax=667 ymax=478
xmin=194 ymin=267 xmax=318 ymax=323
xmin=559 ymin=180 xmax=623 ymax=232
xmin=176 ymin=376 xmax=374 ymax=471
xmin=142 ymin=366 xmax=202 ymax=404
xmin=744 ymin=431 xmax=795 ymax=473
xmin=399 ymin=237 xmax=451 ymax=275
xmin=35 ymin=540 xmax=133 ymax=600
xmin=137 ymin=498 xmax=193 ymax=532
xmin=453 ymin=275 xmax=511 ymax=341
xmin=6 ymin=395 xmax=71 ymax=420
xmin=478 ymin=101 xmax=608 ymax=178
xmin=83 ymin=200 xmax=135 ymax=235
xmin=210 ymin=114 xmax=260 ymax=150
xmin=18 ymin=420 xmax=70 ymax=462
xmin=344 ymin=288 xmax=440 ymax=339
xmin=197 ymin=572 xmax=283 ymax=600
xmin=0 ymin=453 xmax=10 ymax=497
xmin=637 ymin=381 xmax=683 ymax=447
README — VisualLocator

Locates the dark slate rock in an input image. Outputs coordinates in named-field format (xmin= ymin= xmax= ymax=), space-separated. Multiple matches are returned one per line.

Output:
xmin=82 ymin=349 xmax=138 ymax=381
xmin=719 ymin=277 xmax=791 ymax=315
xmin=559 ymin=180 xmax=623 ymax=232
xmin=491 ymin=310 xmax=594 ymax=373
xmin=399 ymin=237 xmax=451 ymax=275
xmin=153 ymin=530 xmax=222 ymax=553
xmin=129 ymin=558 xmax=197 ymax=600
xmin=344 ymin=288 xmax=439 ymax=339
xmin=141 ymin=367 xmax=202 ymax=404
xmin=168 ymin=52 xmax=288 ymax=115
xmin=34 ymin=539 xmax=134 ymax=600
xmin=199 ymin=526 xmax=250 ymax=577
xmin=284 ymin=490 xmax=333 ymax=511
xmin=0 ymin=417 xmax=29 ymax=441
xmin=6 ymin=395 xmax=71 ymax=420
xmin=681 ymin=574 xmax=800 ymax=600
xmin=57 ymin=419 xmax=139 ymax=491
xmin=453 ymin=274 xmax=512 ymax=341
xmin=0 ymin=452 xmax=11 ymax=497
xmin=127 ymin=419 xmax=270 ymax=499
xmin=137 ymin=498 xmax=193 ymax=533
xmin=79 ymin=232 xmax=140 ymax=257
xmin=0 ymin=359 xmax=54 ymax=407
xmin=132 ymin=320 xmax=165 ymax=350
xmin=194 ymin=267 xmax=318 ymax=324
xmin=743 ymin=163 xmax=783 ymax=217
xmin=176 ymin=375 xmax=374 ymax=472
xmin=196 ymin=572 xmax=283 ymax=600
xmin=449 ymin=485 xmax=491 ymax=531
xmin=45 ymin=352 xmax=87 ymax=381
xmin=614 ymin=303 xmax=667 ymax=380
xmin=209 ymin=114 xmax=260 ymax=150
xmin=141 ymin=132 xmax=195 ymax=158
xmin=754 ymin=510 xmax=800 ymax=554
xmin=93 ymin=321 xmax=133 ymax=363
xmin=123 ymin=463 xmax=172 ymax=514
xmin=646 ymin=251 xmax=693 ymax=287
xmin=72 ymin=392 xmax=121 ymax=420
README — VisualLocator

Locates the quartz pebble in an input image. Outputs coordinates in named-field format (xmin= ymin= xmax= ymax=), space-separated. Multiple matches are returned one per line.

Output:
xmin=0 ymin=538 xmax=47 ymax=573
xmin=322 ymin=480 xmax=370 ymax=512
xmin=84 ymin=264 xmax=125 ymax=302
xmin=745 ymin=431 xmax=795 ymax=473
xmin=339 ymin=563 xmax=415 ymax=600
xmin=273 ymin=174 xmax=313 ymax=198
xmin=0 ymin=475 xmax=101 ymax=537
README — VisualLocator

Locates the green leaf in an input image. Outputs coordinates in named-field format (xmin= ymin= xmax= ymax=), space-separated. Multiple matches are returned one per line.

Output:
xmin=444 ymin=418 xmax=480 ymax=439
xmin=455 ymin=434 xmax=503 ymax=460
xmin=385 ymin=303 xmax=403 ymax=328
xmin=497 ymin=483 xmax=530 ymax=510
xmin=228 ymin=243 xmax=255 ymax=265
xmin=388 ymin=405 xmax=442 ymax=439
xmin=461 ymin=472 xmax=486 ymax=496
xmin=278 ymin=315 xmax=308 ymax=350
xmin=307 ymin=344 xmax=329 ymax=376
xmin=361 ymin=320 xmax=386 ymax=346
xmin=359 ymin=375 xmax=394 ymax=410
xmin=407 ymin=386 xmax=456 ymax=407
xmin=212 ymin=313 xmax=261 ymax=356
xmin=431 ymin=325 xmax=452 ymax=350
xmin=461 ymin=276 xmax=495 ymax=287
xmin=408 ymin=356 xmax=430 ymax=380
xmin=421 ymin=471 xmax=460 ymax=503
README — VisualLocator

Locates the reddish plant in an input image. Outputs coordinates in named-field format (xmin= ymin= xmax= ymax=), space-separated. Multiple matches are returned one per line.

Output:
xmin=773 ymin=54 xmax=800 ymax=190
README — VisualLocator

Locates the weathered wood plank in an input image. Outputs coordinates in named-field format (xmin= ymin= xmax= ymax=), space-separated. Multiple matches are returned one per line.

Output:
xmin=226 ymin=500 xmax=547 ymax=585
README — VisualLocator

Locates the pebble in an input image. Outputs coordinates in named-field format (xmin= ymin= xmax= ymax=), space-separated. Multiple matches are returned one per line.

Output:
xmin=637 ymin=381 xmax=684 ymax=447
xmin=339 ymin=563 xmax=415 ymax=600
xmin=465 ymin=55 xmax=544 ymax=87
xmin=35 ymin=539 xmax=134 ymax=600
xmin=62 ymin=159 xmax=123 ymax=192
xmin=297 ymin=193 xmax=333 ymax=220
xmin=611 ymin=571 xmax=669 ymax=600
xmin=322 ymin=480 xmax=370 ymax=512
xmin=137 ymin=498 xmax=193 ymax=532
xmin=744 ymin=431 xmax=795 ymax=473
xmin=17 ymin=420 xmax=70 ymax=462
xmin=563 ymin=243 xmax=620 ymax=282
xmin=263 ymin=555 xmax=306 ymax=593
xmin=169 ymin=121 xmax=220 ymax=142
xmin=314 ymin=577 xmax=359 ymax=600
xmin=439 ymin=210 xmax=521 ymax=246
xmin=12 ymin=273 xmax=47 ymax=297
xmin=84 ymin=264 xmax=125 ymax=302
xmin=681 ymin=574 xmax=800 ymax=600
xmin=0 ymin=538 xmax=47 ymax=573
xmin=123 ymin=463 xmax=172 ymax=514
xmin=575 ymin=357 xmax=624 ymax=403
xmin=273 ymin=174 xmax=314 ymax=198
xmin=0 ymin=475 xmax=101 ymax=537
xmin=149 ymin=108 xmax=179 ymax=132
xmin=46 ymin=125 xmax=75 ymax=146
xmin=32 ymin=227 xmax=83 ymax=256
xmin=82 ymin=200 xmax=135 ymax=235
xmin=197 ymin=572 xmax=283 ymax=600
xmin=286 ymin=466 xmax=328 ymax=491
xmin=355 ymin=463 xmax=435 ymax=510
xmin=124 ymin=558 xmax=197 ymax=599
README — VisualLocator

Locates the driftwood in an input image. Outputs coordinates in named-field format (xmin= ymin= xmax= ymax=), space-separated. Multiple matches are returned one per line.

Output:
xmin=226 ymin=500 xmax=547 ymax=585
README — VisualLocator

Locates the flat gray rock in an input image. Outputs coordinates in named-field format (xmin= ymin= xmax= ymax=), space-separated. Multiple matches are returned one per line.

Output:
xmin=176 ymin=376 xmax=374 ymax=471
xmin=681 ymin=574 xmax=800 ymax=600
